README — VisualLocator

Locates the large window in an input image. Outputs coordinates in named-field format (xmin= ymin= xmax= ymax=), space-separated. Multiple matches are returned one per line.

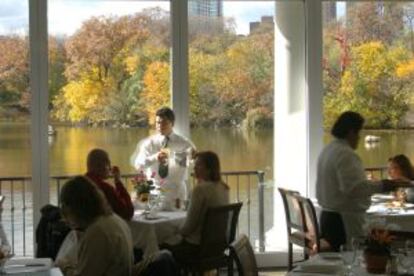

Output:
xmin=323 ymin=2 xmax=414 ymax=168
xmin=0 ymin=0 xmax=31 ymax=256
xmin=47 ymin=1 xmax=171 ymax=204
xmin=188 ymin=1 xmax=274 ymax=251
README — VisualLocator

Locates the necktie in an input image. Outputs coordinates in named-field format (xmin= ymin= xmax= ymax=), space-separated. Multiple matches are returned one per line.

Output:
xmin=158 ymin=136 xmax=169 ymax=178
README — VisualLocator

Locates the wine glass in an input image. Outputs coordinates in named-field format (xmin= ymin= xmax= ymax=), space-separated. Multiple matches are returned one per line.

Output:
xmin=405 ymin=240 xmax=414 ymax=273
xmin=351 ymin=237 xmax=363 ymax=267
xmin=146 ymin=193 xmax=160 ymax=218
xmin=340 ymin=244 xmax=356 ymax=276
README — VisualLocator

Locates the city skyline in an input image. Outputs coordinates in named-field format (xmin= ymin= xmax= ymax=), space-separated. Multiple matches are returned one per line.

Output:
xmin=0 ymin=1 xmax=274 ymax=36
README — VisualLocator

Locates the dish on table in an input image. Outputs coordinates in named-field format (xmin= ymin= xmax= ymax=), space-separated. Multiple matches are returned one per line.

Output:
xmin=295 ymin=263 xmax=342 ymax=274
xmin=318 ymin=252 xmax=342 ymax=261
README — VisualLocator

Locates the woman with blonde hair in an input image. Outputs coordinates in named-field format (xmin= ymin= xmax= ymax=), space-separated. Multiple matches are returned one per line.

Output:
xmin=169 ymin=151 xmax=229 ymax=262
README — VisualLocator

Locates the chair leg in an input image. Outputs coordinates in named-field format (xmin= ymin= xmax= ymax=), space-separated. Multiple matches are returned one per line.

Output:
xmin=288 ymin=242 xmax=293 ymax=271
xmin=228 ymin=260 xmax=234 ymax=276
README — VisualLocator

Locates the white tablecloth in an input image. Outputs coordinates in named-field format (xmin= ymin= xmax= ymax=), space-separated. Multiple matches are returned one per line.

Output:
xmin=287 ymin=252 xmax=385 ymax=276
xmin=129 ymin=210 xmax=186 ymax=258
xmin=367 ymin=199 xmax=414 ymax=231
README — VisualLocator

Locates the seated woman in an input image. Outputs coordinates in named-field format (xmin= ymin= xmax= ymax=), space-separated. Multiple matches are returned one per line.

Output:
xmin=168 ymin=151 xmax=229 ymax=261
xmin=56 ymin=176 xmax=133 ymax=276
xmin=388 ymin=154 xmax=414 ymax=202
xmin=388 ymin=154 xmax=414 ymax=181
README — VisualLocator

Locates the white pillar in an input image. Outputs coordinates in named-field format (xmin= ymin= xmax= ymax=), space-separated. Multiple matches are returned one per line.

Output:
xmin=267 ymin=0 xmax=306 ymax=253
xmin=306 ymin=0 xmax=324 ymax=197
xmin=171 ymin=0 xmax=190 ymax=138
xmin=266 ymin=0 xmax=324 ymax=254
xmin=29 ymin=0 xmax=49 ymax=252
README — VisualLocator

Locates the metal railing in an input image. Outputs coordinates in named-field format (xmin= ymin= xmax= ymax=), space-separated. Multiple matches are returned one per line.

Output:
xmin=0 ymin=170 xmax=267 ymax=256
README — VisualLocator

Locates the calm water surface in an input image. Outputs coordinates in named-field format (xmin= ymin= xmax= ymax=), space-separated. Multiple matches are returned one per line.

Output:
xmin=1 ymin=123 xmax=413 ymax=177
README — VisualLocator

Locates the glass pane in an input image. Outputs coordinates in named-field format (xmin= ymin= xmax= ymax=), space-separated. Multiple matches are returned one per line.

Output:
xmin=0 ymin=0 xmax=31 ymax=256
xmin=48 ymin=1 xmax=171 ymax=204
xmin=323 ymin=2 xmax=414 ymax=168
xmin=188 ymin=0 xmax=275 ymax=252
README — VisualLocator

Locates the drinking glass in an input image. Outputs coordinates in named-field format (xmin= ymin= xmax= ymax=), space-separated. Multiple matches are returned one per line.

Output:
xmin=405 ymin=240 xmax=414 ymax=273
xmin=340 ymin=244 xmax=356 ymax=276
xmin=351 ymin=237 xmax=363 ymax=267
xmin=146 ymin=193 xmax=159 ymax=217
xmin=397 ymin=248 xmax=411 ymax=274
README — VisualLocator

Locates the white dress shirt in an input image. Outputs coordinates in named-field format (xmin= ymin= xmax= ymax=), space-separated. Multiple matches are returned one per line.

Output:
xmin=316 ymin=138 xmax=382 ymax=239
xmin=131 ymin=131 xmax=195 ymax=206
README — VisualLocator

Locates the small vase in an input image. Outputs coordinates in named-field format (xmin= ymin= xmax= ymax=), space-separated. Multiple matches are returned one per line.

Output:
xmin=363 ymin=249 xmax=389 ymax=274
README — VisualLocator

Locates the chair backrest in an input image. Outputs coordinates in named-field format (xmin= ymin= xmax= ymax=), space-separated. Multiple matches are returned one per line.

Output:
xmin=295 ymin=194 xmax=321 ymax=252
xmin=230 ymin=234 xmax=259 ymax=276
xmin=199 ymin=202 xmax=243 ymax=258
xmin=278 ymin=188 xmax=320 ymax=251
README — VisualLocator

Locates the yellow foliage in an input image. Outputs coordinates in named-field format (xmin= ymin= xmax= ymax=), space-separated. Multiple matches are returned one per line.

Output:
xmin=142 ymin=61 xmax=170 ymax=124
xmin=396 ymin=59 xmax=414 ymax=78
xmin=62 ymin=78 xmax=106 ymax=122
xmin=124 ymin=55 xmax=140 ymax=76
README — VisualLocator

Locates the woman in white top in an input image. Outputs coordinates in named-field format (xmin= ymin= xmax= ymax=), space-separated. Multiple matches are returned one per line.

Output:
xmin=169 ymin=151 xmax=229 ymax=262
xmin=57 ymin=176 xmax=133 ymax=276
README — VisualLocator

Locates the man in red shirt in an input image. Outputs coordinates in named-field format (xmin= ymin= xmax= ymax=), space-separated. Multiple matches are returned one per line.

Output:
xmin=86 ymin=148 xmax=134 ymax=221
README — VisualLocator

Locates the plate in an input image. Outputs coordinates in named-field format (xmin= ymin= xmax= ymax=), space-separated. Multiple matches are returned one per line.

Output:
xmin=296 ymin=263 xmax=342 ymax=274
xmin=318 ymin=252 xmax=342 ymax=261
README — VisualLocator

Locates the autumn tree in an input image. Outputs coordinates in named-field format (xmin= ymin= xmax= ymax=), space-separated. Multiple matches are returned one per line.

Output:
xmin=0 ymin=36 xmax=29 ymax=111
xmin=346 ymin=2 xmax=405 ymax=46
xmin=324 ymin=42 xmax=412 ymax=128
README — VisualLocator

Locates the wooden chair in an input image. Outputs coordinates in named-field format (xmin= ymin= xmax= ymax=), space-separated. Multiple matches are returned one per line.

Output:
xmin=278 ymin=188 xmax=322 ymax=270
xmin=179 ymin=202 xmax=243 ymax=276
xmin=230 ymin=234 xmax=258 ymax=276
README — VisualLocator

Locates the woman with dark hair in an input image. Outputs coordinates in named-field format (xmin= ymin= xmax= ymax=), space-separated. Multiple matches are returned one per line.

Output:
xmin=57 ymin=176 xmax=133 ymax=276
xmin=388 ymin=154 xmax=414 ymax=181
xmin=168 ymin=151 xmax=229 ymax=261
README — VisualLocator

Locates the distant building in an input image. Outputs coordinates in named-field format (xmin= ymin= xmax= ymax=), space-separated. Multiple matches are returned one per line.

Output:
xmin=249 ymin=16 xmax=274 ymax=34
xmin=189 ymin=0 xmax=223 ymax=17
xmin=323 ymin=2 xmax=337 ymax=24
xmin=188 ymin=0 xmax=224 ymax=35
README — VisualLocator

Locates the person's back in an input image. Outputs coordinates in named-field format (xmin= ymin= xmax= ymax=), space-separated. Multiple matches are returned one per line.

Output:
xmin=316 ymin=139 xmax=371 ymax=212
xmin=77 ymin=214 xmax=133 ymax=276
xmin=181 ymin=180 xmax=229 ymax=245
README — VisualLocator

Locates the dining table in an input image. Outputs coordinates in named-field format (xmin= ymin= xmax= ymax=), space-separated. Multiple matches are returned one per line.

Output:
xmin=367 ymin=193 xmax=414 ymax=231
xmin=286 ymin=251 xmax=380 ymax=275
xmin=129 ymin=209 xmax=187 ymax=258
xmin=1 ymin=257 xmax=63 ymax=275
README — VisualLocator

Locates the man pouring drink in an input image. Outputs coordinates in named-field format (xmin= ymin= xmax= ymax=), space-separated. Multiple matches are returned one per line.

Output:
xmin=131 ymin=107 xmax=196 ymax=210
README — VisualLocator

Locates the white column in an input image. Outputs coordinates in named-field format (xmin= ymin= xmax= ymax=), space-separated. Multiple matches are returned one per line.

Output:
xmin=265 ymin=0 xmax=324 ymax=255
xmin=306 ymin=0 xmax=324 ymax=197
xmin=29 ymin=0 xmax=49 ymax=252
xmin=171 ymin=0 xmax=190 ymax=138
xmin=274 ymin=1 xmax=306 ymax=193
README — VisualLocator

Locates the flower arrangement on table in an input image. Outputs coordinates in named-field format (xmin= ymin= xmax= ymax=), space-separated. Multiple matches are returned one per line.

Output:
xmin=132 ymin=171 xmax=155 ymax=202
xmin=363 ymin=220 xmax=397 ymax=274
xmin=365 ymin=228 xmax=395 ymax=255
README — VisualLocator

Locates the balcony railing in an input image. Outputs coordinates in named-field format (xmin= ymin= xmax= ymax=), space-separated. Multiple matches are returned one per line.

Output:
xmin=0 ymin=170 xmax=266 ymax=256
xmin=0 ymin=166 xmax=388 ymax=256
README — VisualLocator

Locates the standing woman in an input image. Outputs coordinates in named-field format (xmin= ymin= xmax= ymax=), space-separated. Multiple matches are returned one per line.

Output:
xmin=58 ymin=176 xmax=133 ymax=276
xmin=170 ymin=151 xmax=229 ymax=261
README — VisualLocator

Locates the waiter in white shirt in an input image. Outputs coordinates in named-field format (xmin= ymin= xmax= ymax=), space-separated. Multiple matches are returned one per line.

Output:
xmin=316 ymin=111 xmax=404 ymax=250
xmin=131 ymin=107 xmax=196 ymax=210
